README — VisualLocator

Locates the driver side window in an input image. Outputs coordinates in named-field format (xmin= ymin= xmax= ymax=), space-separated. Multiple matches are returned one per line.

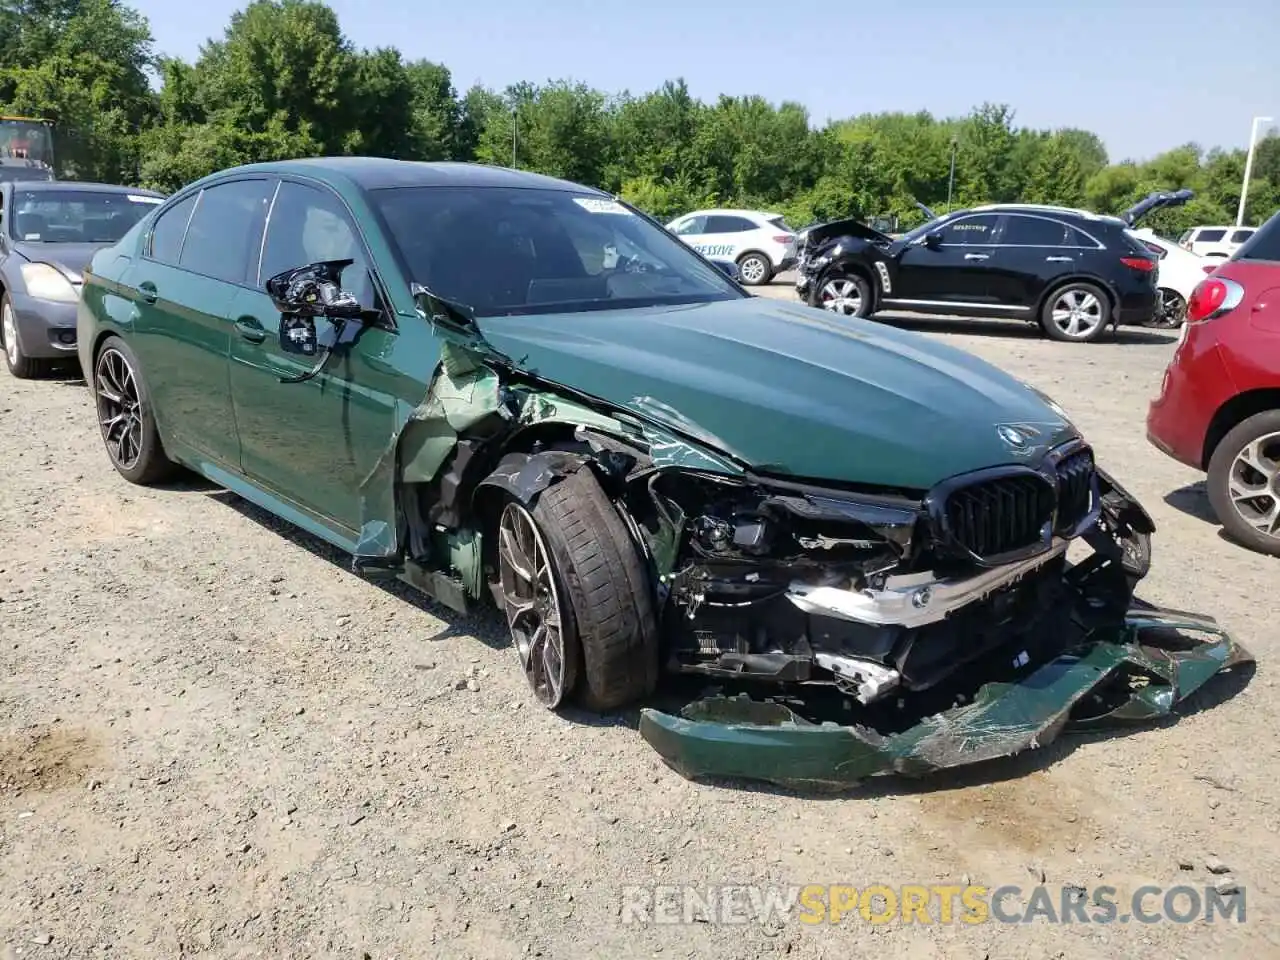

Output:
xmin=259 ymin=181 xmax=376 ymax=311
xmin=938 ymin=214 xmax=1001 ymax=246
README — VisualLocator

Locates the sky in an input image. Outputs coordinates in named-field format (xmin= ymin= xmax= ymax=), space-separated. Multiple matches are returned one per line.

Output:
xmin=129 ymin=0 xmax=1279 ymax=164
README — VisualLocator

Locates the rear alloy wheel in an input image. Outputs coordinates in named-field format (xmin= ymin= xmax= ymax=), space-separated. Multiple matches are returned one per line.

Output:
xmin=1207 ymin=411 xmax=1280 ymax=557
xmin=494 ymin=468 xmax=659 ymax=711
xmin=816 ymin=273 xmax=872 ymax=318
xmin=1041 ymin=282 xmax=1110 ymax=343
xmin=93 ymin=335 xmax=180 ymax=485
xmin=1 ymin=294 xmax=47 ymax=379
xmin=736 ymin=253 xmax=772 ymax=286
xmin=1152 ymin=288 xmax=1187 ymax=328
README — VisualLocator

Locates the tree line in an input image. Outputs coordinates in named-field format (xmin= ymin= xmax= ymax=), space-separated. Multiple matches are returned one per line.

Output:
xmin=2 ymin=0 xmax=1278 ymax=236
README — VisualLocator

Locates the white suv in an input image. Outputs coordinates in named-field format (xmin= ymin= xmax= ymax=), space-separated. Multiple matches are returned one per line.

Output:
xmin=1179 ymin=225 xmax=1257 ymax=259
xmin=665 ymin=209 xmax=797 ymax=285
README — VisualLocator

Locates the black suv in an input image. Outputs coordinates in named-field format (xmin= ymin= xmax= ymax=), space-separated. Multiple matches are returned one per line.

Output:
xmin=794 ymin=191 xmax=1194 ymax=343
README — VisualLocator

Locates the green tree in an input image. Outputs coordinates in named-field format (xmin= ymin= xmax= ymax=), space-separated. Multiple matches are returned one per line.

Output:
xmin=0 ymin=0 xmax=156 ymax=181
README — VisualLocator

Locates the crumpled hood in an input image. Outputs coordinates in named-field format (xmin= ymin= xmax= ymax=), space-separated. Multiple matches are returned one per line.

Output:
xmin=801 ymin=216 xmax=894 ymax=251
xmin=476 ymin=297 xmax=1077 ymax=490
xmin=12 ymin=241 xmax=105 ymax=282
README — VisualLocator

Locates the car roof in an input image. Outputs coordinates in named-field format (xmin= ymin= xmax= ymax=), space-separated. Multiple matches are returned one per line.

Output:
xmin=215 ymin=157 xmax=609 ymax=196
xmin=677 ymin=209 xmax=780 ymax=220
xmin=965 ymin=202 xmax=1107 ymax=221
xmin=7 ymin=180 xmax=164 ymax=196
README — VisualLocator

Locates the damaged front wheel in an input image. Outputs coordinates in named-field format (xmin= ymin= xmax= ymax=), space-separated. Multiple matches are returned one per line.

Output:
xmin=495 ymin=468 xmax=660 ymax=712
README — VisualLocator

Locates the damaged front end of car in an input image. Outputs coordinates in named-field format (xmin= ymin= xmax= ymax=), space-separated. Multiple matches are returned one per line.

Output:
xmin=371 ymin=296 xmax=1250 ymax=787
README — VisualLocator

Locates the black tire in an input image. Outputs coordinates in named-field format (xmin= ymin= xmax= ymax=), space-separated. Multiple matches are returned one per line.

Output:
xmin=528 ymin=468 xmax=659 ymax=710
xmin=1206 ymin=410 xmax=1280 ymax=557
xmin=1151 ymin=288 xmax=1187 ymax=328
xmin=1039 ymin=280 xmax=1111 ymax=343
xmin=735 ymin=252 xmax=773 ymax=286
xmin=810 ymin=271 xmax=873 ymax=318
xmin=1 ymin=293 xmax=49 ymax=379
xmin=91 ymin=335 xmax=181 ymax=485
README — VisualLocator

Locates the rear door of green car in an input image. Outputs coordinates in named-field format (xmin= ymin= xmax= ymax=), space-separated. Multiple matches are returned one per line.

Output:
xmin=129 ymin=178 xmax=275 ymax=471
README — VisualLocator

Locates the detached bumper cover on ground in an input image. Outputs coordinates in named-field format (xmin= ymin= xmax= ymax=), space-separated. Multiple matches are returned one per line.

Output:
xmin=639 ymin=605 xmax=1252 ymax=788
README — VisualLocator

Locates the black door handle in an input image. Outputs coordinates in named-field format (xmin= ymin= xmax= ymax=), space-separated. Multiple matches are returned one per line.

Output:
xmin=234 ymin=317 xmax=266 ymax=343
xmin=137 ymin=281 xmax=157 ymax=304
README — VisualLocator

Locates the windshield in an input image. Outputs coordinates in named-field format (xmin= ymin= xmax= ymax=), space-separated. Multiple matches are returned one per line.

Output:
xmin=370 ymin=185 xmax=745 ymax=317
xmin=0 ymin=120 xmax=53 ymax=168
xmin=9 ymin=190 xmax=162 ymax=243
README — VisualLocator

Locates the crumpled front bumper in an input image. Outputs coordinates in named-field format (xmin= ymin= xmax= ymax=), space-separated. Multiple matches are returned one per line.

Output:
xmin=639 ymin=604 xmax=1252 ymax=789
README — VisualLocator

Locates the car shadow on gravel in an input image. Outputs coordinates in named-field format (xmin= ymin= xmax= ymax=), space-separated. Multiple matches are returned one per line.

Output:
xmin=206 ymin=489 xmax=513 ymax=648
xmin=1163 ymin=481 xmax=1218 ymax=524
xmin=872 ymin=313 xmax=1179 ymax=345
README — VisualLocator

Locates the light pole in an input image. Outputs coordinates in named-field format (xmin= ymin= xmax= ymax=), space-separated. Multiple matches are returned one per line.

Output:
xmin=1237 ymin=115 xmax=1273 ymax=226
xmin=511 ymin=107 xmax=518 ymax=167
xmin=946 ymin=136 xmax=958 ymax=212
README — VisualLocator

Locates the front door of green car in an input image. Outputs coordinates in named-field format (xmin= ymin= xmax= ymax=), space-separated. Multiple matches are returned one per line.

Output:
xmin=128 ymin=178 xmax=275 ymax=471
xmin=226 ymin=178 xmax=402 ymax=542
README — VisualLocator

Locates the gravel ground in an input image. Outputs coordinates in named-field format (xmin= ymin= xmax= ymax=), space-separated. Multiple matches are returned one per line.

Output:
xmin=2 ymin=286 xmax=1278 ymax=959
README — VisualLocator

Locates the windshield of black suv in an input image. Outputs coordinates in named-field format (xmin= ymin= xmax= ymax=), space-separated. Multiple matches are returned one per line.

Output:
xmin=9 ymin=189 xmax=163 ymax=243
xmin=370 ymin=185 xmax=746 ymax=316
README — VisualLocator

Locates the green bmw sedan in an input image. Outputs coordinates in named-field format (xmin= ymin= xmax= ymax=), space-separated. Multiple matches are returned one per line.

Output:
xmin=75 ymin=158 xmax=1246 ymax=783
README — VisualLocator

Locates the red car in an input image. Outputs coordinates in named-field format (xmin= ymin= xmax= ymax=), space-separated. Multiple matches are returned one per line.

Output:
xmin=1147 ymin=208 xmax=1280 ymax=556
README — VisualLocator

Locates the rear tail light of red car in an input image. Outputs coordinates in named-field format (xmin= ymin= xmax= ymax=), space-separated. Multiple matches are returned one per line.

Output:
xmin=1186 ymin=276 xmax=1245 ymax=323
xmin=1120 ymin=256 xmax=1157 ymax=272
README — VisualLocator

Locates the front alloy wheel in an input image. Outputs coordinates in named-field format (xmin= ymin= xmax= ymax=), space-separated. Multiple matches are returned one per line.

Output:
xmin=496 ymin=501 xmax=571 ymax=708
xmin=818 ymin=274 xmax=871 ymax=317
xmin=1 ymin=295 xmax=45 ymax=379
xmin=1207 ymin=412 xmax=1280 ymax=556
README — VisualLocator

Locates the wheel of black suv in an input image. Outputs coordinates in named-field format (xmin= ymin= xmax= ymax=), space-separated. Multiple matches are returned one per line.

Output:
xmin=813 ymin=272 xmax=872 ymax=318
xmin=1151 ymin=288 xmax=1187 ymax=328
xmin=494 ymin=467 xmax=659 ymax=711
xmin=1 ymin=294 xmax=48 ymax=379
xmin=1206 ymin=410 xmax=1280 ymax=557
xmin=1040 ymin=281 xmax=1111 ymax=343
xmin=92 ymin=335 xmax=180 ymax=485
xmin=736 ymin=252 xmax=773 ymax=286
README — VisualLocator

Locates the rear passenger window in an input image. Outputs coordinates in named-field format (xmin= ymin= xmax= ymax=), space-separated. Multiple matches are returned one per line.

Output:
xmin=179 ymin=179 xmax=275 ymax=283
xmin=1064 ymin=226 xmax=1099 ymax=248
xmin=1196 ymin=229 xmax=1226 ymax=242
xmin=1002 ymin=216 xmax=1069 ymax=246
xmin=1230 ymin=229 xmax=1255 ymax=244
xmin=1234 ymin=213 xmax=1280 ymax=262
xmin=704 ymin=215 xmax=756 ymax=233
xmin=148 ymin=192 xmax=197 ymax=264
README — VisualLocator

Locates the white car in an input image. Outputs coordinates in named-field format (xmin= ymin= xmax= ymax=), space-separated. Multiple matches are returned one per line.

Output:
xmin=1130 ymin=228 xmax=1219 ymax=326
xmin=1178 ymin=225 xmax=1257 ymax=259
xmin=665 ymin=209 xmax=797 ymax=285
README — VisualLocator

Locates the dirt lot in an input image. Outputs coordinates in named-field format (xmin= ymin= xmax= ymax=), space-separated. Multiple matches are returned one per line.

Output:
xmin=2 ymin=286 xmax=1278 ymax=959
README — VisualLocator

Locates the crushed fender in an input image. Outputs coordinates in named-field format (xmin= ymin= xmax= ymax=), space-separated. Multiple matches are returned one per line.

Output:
xmin=638 ymin=604 xmax=1253 ymax=789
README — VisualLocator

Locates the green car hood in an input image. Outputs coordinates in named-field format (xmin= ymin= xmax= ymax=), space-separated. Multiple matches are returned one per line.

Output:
xmin=475 ymin=298 xmax=1076 ymax=489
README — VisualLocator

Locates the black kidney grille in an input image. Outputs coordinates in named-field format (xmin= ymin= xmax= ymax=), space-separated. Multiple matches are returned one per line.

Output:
xmin=1055 ymin=448 xmax=1096 ymax=532
xmin=944 ymin=474 xmax=1056 ymax=559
